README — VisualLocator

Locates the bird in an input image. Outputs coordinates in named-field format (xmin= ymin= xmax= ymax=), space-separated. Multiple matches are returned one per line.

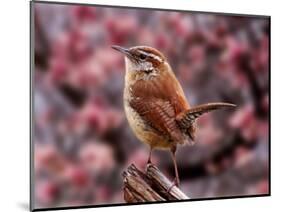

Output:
xmin=112 ymin=45 xmax=236 ymax=189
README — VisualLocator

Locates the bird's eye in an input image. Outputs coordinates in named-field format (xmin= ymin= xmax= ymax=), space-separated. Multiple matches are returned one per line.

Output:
xmin=139 ymin=54 xmax=147 ymax=60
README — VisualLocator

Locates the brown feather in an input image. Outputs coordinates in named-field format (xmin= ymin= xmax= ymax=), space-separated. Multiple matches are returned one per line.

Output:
xmin=122 ymin=45 xmax=236 ymax=147
xmin=128 ymin=64 xmax=189 ymax=144
xmin=176 ymin=102 xmax=236 ymax=129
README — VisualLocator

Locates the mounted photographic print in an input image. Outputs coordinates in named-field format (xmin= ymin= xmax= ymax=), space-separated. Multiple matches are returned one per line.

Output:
xmin=30 ymin=1 xmax=270 ymax=211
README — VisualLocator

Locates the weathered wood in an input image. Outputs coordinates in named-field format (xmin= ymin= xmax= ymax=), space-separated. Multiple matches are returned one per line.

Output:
xmin=123 ymin=164 xmax=189 ymax=203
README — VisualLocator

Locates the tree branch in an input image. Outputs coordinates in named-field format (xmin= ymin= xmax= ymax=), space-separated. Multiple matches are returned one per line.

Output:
xmin=122 ymin=164 xmax=189 ymax=203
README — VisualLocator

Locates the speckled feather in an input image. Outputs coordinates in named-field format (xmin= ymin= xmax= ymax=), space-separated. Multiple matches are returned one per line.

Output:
xmin=127 ymin=60 xmax=191 ymax=145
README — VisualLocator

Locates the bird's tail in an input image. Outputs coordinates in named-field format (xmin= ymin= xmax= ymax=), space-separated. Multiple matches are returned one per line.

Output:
xmin=176 ymin=102 xmax=236 ymax=142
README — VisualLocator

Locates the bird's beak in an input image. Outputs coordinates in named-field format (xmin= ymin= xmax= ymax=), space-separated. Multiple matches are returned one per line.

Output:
xmin=111 ymin=45 xmax=132 ymax=58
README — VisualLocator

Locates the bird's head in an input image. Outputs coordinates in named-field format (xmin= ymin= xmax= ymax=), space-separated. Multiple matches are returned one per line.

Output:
xmin=112 ymin=45 xmax=168 ymax=79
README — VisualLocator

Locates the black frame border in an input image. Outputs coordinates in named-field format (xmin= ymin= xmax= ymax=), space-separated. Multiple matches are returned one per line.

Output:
xmin=30 ymin=1 xmax=271 ymax=211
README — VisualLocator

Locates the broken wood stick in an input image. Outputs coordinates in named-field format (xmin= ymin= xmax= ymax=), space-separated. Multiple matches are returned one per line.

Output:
xmin=122 ymin=163 xmax=189 ymax=203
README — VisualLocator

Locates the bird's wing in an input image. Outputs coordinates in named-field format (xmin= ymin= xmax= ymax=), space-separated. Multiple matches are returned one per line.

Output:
xmin=128 ymin=68 xmax=191 ymax=143
xmin=176 ymin=102 xmax=236 ymax=129
xmin=129 ymin=97 xmax=184 ymax=142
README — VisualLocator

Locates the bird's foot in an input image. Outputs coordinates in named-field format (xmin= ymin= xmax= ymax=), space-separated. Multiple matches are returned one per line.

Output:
xmin=147 ymin=158 xmax=152 ymax=165
xmin=145 ymin=161 xmax=153 ymax=173
xmin=167 ymin=178 xmax=180 ymax=193
xmin=146 ymin=158 xmax=154 ymax=169
xmin=147 ymin=161 xmax=152 ymax=166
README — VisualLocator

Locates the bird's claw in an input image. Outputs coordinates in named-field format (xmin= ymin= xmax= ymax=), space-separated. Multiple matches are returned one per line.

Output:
xmin=167 ymin=178 xmax=179 ymax=193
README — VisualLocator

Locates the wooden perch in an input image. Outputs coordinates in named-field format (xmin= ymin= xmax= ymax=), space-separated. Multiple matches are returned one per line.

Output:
xmin=122 ymin=164 xmax=189 ymax=203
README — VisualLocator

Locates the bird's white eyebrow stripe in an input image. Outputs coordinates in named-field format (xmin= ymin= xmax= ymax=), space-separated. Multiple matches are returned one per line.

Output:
xmin=138 ymin=50 xmax=162 ymax=62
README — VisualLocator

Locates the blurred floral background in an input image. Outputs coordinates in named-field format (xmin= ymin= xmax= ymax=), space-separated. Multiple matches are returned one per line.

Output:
xmin=33 ymin=2 xmax=269 ymax=209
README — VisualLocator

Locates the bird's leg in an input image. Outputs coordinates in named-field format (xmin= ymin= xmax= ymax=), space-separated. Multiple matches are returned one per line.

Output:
xmin=167 ymin=145 xmax=180 ymax=192
xmin=171 ymin=145 xmax=180 ymax=187
xmin=147 ymin=147 xmax=153 ymax=165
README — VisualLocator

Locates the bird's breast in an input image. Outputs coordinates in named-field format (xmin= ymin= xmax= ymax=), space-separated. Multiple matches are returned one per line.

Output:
xmin=123 ymin=90 xmax=172 ymax=149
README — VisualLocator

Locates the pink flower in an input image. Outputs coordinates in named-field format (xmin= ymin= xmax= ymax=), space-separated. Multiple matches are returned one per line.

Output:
xmin=256 ymin=179 xmax=269 ymax=194
xmin=229 ymin=104 xmax=260 ymax=141
xmin=234 ymin=146 xmax=253 ymax=168
xmin=72 ymin=6 xmax=96 ymax=23
xmin=77 ymin=99 xmax=123 ymax=134
xmin=78 ymin=142 xmax=115 ymax=173
xmin=36 ymin=181 xmax=60 ymax=205
xmin=35 ymin=145 xmax=66 ymax=175
xmin=64 ymin=165 xmax=90 ymax=188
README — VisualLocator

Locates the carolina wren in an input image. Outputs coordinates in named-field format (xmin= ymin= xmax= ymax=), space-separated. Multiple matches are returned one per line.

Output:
xmin=112 ymin=45 xmax=236 ymax=188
